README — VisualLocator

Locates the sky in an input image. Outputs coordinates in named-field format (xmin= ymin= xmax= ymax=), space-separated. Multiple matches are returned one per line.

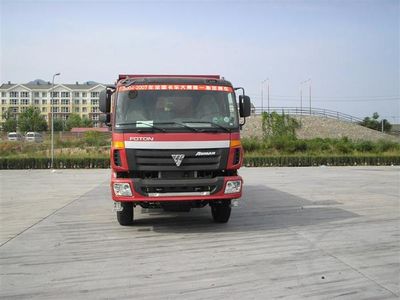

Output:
xmin=1 ymin=0 xmax=399 ymax=121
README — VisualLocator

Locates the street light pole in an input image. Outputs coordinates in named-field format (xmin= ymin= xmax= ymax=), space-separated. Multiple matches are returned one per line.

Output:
xmin=51 ymin=73 xmax=61 ymax=169
xmin=260 ymin=83 xmax=264 ymax=114
xmin=301 ymin=79 xmax=311 ymax=115
xmin=300 ymin=83 xmax=303 ymax=115
xmin=261 ymin=78 xmax=268 ymax=114
xmin=309 ymin=79 xmax=312 ymax=115
xmin=267 ymin=79 xmax=270 ymax=114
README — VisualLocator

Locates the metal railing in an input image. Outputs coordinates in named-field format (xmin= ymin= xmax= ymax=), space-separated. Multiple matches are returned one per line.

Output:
xmin=252 ymin=107 xmax=364 ymax=124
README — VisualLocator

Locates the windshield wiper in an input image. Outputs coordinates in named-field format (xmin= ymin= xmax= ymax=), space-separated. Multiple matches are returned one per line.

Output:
xmin=183 ymin=121 xmax=231 ymax=132
xmin=117 ymin=122 xmax=166 ymax=132
xmin=152 ymin=122 xmax=200 ymax=132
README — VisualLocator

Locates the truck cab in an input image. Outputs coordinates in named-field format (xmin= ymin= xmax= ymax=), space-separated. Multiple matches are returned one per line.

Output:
xmin=100 ymin=75 xmax=251 ymax=225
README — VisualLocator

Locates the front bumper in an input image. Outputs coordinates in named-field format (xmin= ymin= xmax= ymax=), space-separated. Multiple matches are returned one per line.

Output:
xmin=111 ymin=175 xmax=243 ymax=202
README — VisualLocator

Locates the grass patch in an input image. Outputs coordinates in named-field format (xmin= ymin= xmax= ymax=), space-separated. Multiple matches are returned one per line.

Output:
xmin=0 ymin=155 xmax=110 ymax=169
xmin=1 ymin=123 xmax=399 ymax=168
xmin=0 ymin=131 xmax=111 ymax=157
xmin=244 ymin=155 xmax=400 ymax=167
xmin=242 ymin=137 xmax=400 ymax=156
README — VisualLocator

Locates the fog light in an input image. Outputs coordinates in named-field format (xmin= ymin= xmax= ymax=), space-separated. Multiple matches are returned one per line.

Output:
xmin=113 ymin=183 xmax=132 ymax=196
xmin=224 ymin=180 xmax=241 ymax=194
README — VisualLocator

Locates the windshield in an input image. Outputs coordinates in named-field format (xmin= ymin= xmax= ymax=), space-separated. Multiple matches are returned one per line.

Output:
xmin=115 ymin=86 xmax=239 ymax=132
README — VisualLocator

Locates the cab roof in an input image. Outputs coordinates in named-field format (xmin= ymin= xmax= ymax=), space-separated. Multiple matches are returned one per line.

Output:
xmin=118 ymin=74 xmax=220 ymax=80
xmin=117 ymin=75 xmax=232 ymax=87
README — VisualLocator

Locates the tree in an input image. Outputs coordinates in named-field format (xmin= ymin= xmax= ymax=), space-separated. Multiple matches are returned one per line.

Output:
xmin=261 ymin=112 xmax=299 ymax=139
xmin=359 ymin=112 xmax=392 ymax=133
xmin=64 ymin=114 xmax=93 ymax=130
xmin=81 ymin=117 xmax=93 ymax=128
xmin=3 ymin=118 xmax=18 ymax=132
xmin=52 ymin=118 xmax=64 ymax=132
xmin=65 ymin=113 xmax=82 ymax=131
xmin=384 ymin=119 xmax=392 ymax=132
xmin=2 ymin=108 xmax=18 ymax=132
xmin=18 ymin=106 xmax=47 ymax=132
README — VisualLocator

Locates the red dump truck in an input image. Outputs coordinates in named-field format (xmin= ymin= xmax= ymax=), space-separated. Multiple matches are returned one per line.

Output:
xmin=100 ymin=75 xmax=251 ymax=225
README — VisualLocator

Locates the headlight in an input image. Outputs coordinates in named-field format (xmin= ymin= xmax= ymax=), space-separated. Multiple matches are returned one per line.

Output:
xmin=113 ymin=183 xmax=132 ymax=196
xmin=224 ymin=180 xmax=242 ymax=194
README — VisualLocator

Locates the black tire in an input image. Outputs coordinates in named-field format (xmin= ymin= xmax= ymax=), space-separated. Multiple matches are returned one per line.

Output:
xmin=211 ymin=201 xmax=231 ymax=223
xmin=117 ymin=202 xmax=134 ymax=226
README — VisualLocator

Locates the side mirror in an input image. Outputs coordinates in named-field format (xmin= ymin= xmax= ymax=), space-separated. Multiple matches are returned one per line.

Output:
xmin=99 ymin=113 xmax=111 ymax=126
xmin=239 ymin=95 xmax=251 ymax=118
xmin=99 ymin=88 xmax=113 ymax=113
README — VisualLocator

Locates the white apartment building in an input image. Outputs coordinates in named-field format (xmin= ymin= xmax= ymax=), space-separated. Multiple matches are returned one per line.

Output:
xmin=0 ymin=80 xmax=107 ymax=128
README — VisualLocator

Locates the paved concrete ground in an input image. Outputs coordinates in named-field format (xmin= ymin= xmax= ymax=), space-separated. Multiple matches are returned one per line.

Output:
xmin=0 ymin=167 xmax=399 ymax=299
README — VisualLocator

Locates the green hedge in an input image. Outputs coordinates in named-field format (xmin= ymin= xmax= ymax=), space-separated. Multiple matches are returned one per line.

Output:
xmin=0 ymin=157 xmax=110 ymax=169
xmin=0 ymin=155 xmax=399 ymax=169
xmin=243 ymin=156 xmax=400 ymax=167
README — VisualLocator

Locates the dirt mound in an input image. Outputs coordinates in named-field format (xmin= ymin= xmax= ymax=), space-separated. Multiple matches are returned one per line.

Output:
xmin=241 ymin=115 xmax=399 ymax=142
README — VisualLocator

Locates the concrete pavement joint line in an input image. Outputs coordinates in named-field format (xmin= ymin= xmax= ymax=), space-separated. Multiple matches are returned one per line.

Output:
xmin=288 ymin=227 xmax=399 ymax=297
xmin=0 ymin=182 xmax=107 ymax=248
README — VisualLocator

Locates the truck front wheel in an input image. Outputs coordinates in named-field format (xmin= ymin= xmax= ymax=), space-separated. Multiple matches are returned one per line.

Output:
xmin=211 ymin=201 xmax=231 ymax=223
xmin=117 ymin=202 xmax=134 ymax=226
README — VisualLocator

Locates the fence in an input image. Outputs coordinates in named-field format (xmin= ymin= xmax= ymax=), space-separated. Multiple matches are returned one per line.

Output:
xmin=252 ymin=107 xmax=364 ymax=124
